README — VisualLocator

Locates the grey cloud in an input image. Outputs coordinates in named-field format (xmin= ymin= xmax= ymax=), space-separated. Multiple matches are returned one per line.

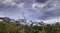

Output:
xmin=0 ymin=0 xmax=60 ymax=20
xmin=12 ymin=0 xmax=26 ymax=3
xmin=0 ymin=0 xmax=34 ymax=8
xmin=38 ymin=10 xmax=60 ymax=20
xmin=36 ymin=0 xmax=48 ymax=3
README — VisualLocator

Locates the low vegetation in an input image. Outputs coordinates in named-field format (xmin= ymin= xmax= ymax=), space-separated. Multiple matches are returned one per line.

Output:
xmin=0 ymin=17 xmax=60 ymax=33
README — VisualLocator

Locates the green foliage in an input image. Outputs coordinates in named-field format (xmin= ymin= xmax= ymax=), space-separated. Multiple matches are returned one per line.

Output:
xmin=39 ymin=30 xmax=46 ymax=33
xmin=0 ymin=17 xmax=60 ymax=33
xmin=33 ymin=29 xmax=39 ymax=33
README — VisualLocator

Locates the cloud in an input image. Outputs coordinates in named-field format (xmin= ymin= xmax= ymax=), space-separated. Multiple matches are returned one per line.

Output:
xmin=36 ymin=0 xmax=48 ymax=3
xmin=0 ymin=0 xmax=60 ymax=22
xmin=32 ymin=3 xmax=47 ymax=9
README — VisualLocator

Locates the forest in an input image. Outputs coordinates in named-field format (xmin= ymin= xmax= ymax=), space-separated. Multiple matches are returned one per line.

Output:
xmin=0 ymin=17 xmax=60 ymax=33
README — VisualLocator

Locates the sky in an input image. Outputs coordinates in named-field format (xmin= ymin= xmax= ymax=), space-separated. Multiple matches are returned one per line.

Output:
xmin=0 ymin=0 xmax=60 ymax=23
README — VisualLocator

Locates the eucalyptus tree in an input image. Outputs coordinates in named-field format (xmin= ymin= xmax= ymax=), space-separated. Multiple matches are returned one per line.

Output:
xmin=38 ymin=21 xmax=44 ymax=30
xmin=55 ymin=22 xmax=60 ymax=33
xmin=55 ymin=18 xmax=60 ymax=33
xmin=21 ymin=12 xmax=27 ymax=33
xmin=38 ymin=21 xmax=46 ymax=33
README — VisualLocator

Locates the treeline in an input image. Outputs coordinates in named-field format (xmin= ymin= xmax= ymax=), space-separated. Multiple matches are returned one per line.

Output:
xmin=0 ymin=17 xmax=60 ymax=33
